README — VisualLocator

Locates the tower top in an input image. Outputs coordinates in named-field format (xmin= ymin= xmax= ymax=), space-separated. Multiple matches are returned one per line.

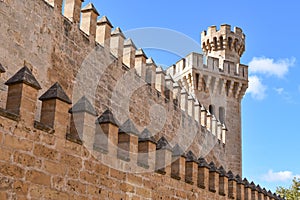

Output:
xmin=201 ymin=24 xmax=245 ymax=64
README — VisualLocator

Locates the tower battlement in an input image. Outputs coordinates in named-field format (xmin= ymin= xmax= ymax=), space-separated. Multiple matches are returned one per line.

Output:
xmin=201 ymin=24 xmax=246 ymax=64
xmin=168 ymin=53 xmax=248 ymax=83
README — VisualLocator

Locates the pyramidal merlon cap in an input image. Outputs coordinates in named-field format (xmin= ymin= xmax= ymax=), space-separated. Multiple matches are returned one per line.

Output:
xmin=198 ymin=157 xmax=210 ymax=168
xmin=172 ymin=144 xmax=186 ymax=157
xmin=39 ymin=82 xmax=71 ymax=104
xmin=97 ymin=109 xmax=119 ymax=126
xmin=118 ymin=119 xmax=139 ymax=135
xmin=146 ymin=57 xmax=155 ymax=65
xmin=227 ymin=170 xmax=235 ymax=181
xmin=97 ymin=16 xmax=113 ymax=27
xmin=69 ymin=96 xmax=98 ymax=116
xmin=135 ymin=48 xmax=147 ymax=59
xmin=138 ymin=128 xmax=156 ymax=143
xmin=124 ymin=38 xmax=136 ymax=49
xmin=186 ymin=150 xmax=197 ymax=162
xmin=111 ymin=27 xmax=125 ymax=38
xmin=209 ymin=161 xmax=218 ymax=172
xmin=81 ymin=3 xmax=99 ymax=16
xmin=156 ymin=136 xmax=172 ymax=150
xmin=243 ymin=178 xmax=250 ymax=186
xmin=5 ymin=66 xmax=41 ymax=90
xmin=218 ymin=166 xmax=228 ymax=177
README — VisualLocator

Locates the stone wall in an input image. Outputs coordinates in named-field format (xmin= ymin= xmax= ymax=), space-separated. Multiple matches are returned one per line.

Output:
xmin=0 ymin=0 xmax=283 ymax=199
xmin=0 ymin=0 xmax=227 ymax=171
xmin=0 ymin=77 xmax=281 ymax=199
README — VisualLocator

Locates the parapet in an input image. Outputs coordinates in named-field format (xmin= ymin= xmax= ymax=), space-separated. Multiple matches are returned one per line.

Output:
xmin=0 ymin=68 xmax=281 ymax=198
xmin=201 ymin=24 xmax=246 ymax=62
xmin=169 ymin=54 xmax=248 ymax=82
xmin=201 ymin=24 xmax=245 ymax=39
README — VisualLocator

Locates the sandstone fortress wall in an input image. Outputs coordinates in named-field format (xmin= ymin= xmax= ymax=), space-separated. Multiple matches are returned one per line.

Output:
xmin=0 ymin=0 xmax=283 ymax=199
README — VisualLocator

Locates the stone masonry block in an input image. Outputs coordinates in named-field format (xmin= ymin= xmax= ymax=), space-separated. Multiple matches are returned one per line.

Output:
xmin=25 ymin=170 xmax=51 ymax=186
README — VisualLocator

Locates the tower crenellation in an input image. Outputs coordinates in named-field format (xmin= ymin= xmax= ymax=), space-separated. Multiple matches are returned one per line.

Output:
xmin=201 ymin=24 xmax=245 ymax=65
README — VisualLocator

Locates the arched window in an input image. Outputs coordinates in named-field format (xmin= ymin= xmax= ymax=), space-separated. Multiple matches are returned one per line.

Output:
xmin=228 ymin=37 xmax=233 ymax=50
xmin=219 ymin=36 xmax=224 ymax=50
xmin=213 ymin=37 xmax=218 ymax=50
xmin=219 ymin=107 xmax=225 ymax=124
xmin=195 ymin=73 xmax=200 ymax=90
xmin=173 ymin=65 xmax=176 ymax=75
xmin=207 ymin=39 xmax=211 ymax=51
xmin=209 ymin=105 xmax=215 ymax=115
xmin=234 ymin=39 xmax=239 ymax=51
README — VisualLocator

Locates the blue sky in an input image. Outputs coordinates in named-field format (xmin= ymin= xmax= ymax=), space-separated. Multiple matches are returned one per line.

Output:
xmin=84 ymin=0 xmax=300 ymax=191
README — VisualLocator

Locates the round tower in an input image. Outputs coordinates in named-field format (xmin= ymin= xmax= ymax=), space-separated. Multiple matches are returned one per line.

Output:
xmin=198 ymin=25 xmax=247 ymax=175
xmin=201 ymin=24 xmax=245 ymax=65
xmin=166 ymin=25 xmax=248 ymax=175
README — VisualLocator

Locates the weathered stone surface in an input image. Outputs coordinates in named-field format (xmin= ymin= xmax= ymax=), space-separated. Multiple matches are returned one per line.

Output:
xmin=25 ymin=170 xmax=51 ymax=186
xmin=186 ymin=150 xmax=198 ymax=162
xmin=69 ymin=96 xmax=97 ymax=116
xmin=156 ymin=136 xmax=172 ymax=150
xmin=5 ymin=66 xmax=41 ymax=90
xmin=138 ymin=128 xmax=156 ymax=143
xmin=39 ymin=82 xmax=71 ymax=104
xmin=96 ymin=109 xmax=118 ymax=126
xmin=81 ymin=3 xmax=99 ymax=16
xmin=0 ymin=0 xmax=280 ymax=199
xmin=97 ymin=15 xmax=113 ymax=27
xmin=172 ymin=144 xmax=186 ymax=157
xmin=0 ymin=63 xmax=5 ymax=73
xmin=118 ymin=119 xmax=139 ymax=135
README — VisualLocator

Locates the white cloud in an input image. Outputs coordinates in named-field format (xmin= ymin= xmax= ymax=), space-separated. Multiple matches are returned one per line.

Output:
xmin=249 ymin=57 xmax=295 ymax=78
xmin=274 ymin=87 xmax=295 ymax=103
xmin=247 ymin=75 xmax=267 ymax=100
xmin=262 ymin=170 xmax=300 ymax=182
xmin=274 ymin=87 xmax=284 ymax=95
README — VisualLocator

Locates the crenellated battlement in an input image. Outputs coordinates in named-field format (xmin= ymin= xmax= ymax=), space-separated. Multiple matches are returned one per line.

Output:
xmin=166 ymin=52 xmax=248 ymax=108
xmin=0 ymin=0 xmax=269 ymax=199
xmin=202 ymin=24 xmax=244 ymax=38
xmin=0 ymin=68 xmax=282 ymax=199
xmin=169 ymin=53 xmax=248 ymax=81
xmin=201 ymin=24 xmax=246 ymax=64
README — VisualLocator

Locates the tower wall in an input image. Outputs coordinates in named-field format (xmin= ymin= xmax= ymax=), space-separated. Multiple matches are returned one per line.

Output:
xmin=168 ymin=25 xmax=248 ymax=175
xmin=201 ymin=25 xmax=247 ymax=175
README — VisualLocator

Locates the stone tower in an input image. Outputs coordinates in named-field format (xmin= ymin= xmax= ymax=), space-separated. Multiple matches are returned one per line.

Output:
xmin=167 ymin=24 xmax=248 ymax=175
xmin=201 ymin=24 xmax=245 ymax=66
